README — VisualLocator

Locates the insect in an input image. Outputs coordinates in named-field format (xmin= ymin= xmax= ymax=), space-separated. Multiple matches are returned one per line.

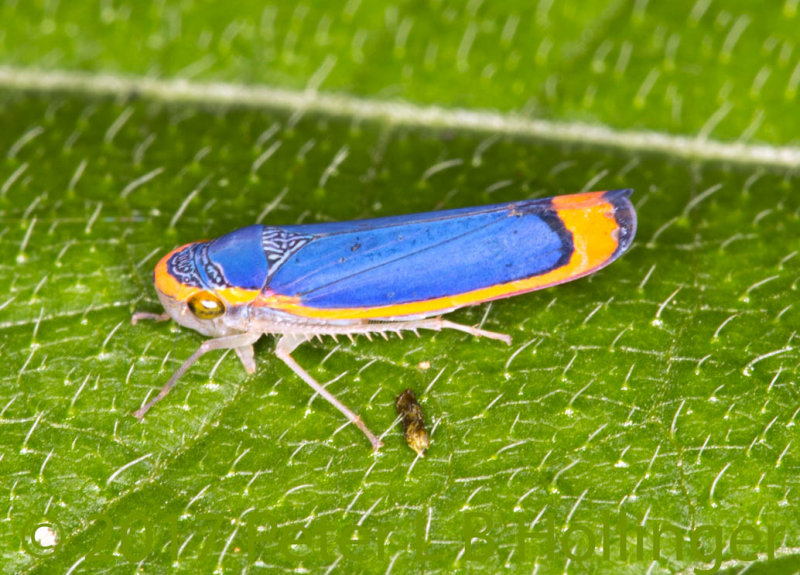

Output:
xmin=396 ymin=389 xmax=430 ymax=456
xmin=132 ymin=189 xmax=636 ymax=451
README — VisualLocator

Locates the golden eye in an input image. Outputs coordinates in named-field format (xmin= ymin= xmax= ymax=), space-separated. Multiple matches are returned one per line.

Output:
xmin=187 ymin=291 xmax=226 ymax=319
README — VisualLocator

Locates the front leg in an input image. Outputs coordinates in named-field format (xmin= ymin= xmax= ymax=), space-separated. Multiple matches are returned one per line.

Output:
xmin=134 ymin=331 xmax=262 ymax=419
xmin=131 ymin=311 xmax=171 ymax=325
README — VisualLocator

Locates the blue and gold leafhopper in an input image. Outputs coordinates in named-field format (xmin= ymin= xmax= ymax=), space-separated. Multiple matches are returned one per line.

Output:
xmin=133 ymin=190 xmax=636 ymax=450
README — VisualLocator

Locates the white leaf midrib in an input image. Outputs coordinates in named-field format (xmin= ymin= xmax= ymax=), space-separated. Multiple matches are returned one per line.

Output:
xmin=0 ymin=66 xmax=798 ymax=168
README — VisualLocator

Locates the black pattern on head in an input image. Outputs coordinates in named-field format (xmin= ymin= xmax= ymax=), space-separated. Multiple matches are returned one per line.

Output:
xmin=196 ymin=243 xmax=226 ymax=287
xmin=167 ymin=243 xmax=204 ymax=287
xmin=166 ymin=242 xmax=228 ymax=288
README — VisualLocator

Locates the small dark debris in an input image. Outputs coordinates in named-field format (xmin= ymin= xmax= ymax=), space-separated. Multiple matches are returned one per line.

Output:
xmin=395 ymin=389 xmax=430 ymax=456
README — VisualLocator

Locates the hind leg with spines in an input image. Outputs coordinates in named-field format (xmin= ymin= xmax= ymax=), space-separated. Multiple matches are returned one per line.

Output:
xmin=272 ymin=317 xmax=512 ymax=345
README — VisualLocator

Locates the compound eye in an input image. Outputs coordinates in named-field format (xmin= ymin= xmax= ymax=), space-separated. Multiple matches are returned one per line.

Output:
xmin=187 ymin=291 xmax=226 ymax=319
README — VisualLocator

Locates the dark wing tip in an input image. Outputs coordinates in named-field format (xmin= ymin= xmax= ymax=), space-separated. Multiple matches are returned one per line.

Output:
xmin=603 ymin=189 xmax=637 ymax=256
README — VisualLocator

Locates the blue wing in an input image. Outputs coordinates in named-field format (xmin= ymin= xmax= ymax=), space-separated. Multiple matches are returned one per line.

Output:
xmin=266 ymin=197 xmax=574 ymax=309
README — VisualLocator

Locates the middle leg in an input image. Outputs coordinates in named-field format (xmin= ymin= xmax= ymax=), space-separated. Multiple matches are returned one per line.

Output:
xmin=274 ymin=334 xmax=384 ymax=451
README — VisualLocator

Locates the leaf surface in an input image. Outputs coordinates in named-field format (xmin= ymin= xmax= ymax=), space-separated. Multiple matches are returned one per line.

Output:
xmin=1 ymin=2 xmax=799 ymax=574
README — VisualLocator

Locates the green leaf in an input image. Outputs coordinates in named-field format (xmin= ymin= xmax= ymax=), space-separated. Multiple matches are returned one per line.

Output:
xmin=4 ymin=1 xmax=800 ymax=143
xmin=1 ymin=2 xmax=799 ymax=574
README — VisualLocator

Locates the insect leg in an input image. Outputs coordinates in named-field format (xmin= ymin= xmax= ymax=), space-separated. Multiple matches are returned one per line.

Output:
xmin=328 ymin=318 xmax=512 ymax=345
xmin=434 ymin=319 xmax=512 ymax=345
xmin=133 ymin=331 xmax=262 ymax=420
xmin=274 ymin=334 xmax=384 ymax=452
xmin=235 ymin=345 xmax=257 ymax=373
xmin=131 ymin=311 xmax=171 ymax=324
